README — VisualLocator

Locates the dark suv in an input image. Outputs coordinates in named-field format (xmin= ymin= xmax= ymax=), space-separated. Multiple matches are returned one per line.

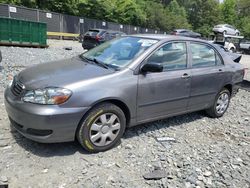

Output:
xmin=171 ymin=29 xmax=201 ymax=38
xmin=81 ymin=29 xmax=125 ymax=50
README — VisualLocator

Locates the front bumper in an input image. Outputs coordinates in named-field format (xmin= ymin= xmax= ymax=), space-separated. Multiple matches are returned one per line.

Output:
xmin=4 ymin=87 xmax=90 ymax=143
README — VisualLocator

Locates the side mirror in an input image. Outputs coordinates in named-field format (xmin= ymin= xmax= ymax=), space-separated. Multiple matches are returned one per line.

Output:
xmin=141 ymin=63 xmax=163 ymax=73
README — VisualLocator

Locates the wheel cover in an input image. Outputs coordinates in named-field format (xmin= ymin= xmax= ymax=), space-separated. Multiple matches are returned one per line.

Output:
xmin=216 ymin=93 xmax=229 ymax=114
xmin=89 ymin=113 xmax=121 ymax=147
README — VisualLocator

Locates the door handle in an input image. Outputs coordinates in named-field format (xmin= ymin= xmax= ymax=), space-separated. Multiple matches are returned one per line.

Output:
xmin=218 ymin=69 xmax=223 ymax=72
xmin=181 ymin=73 xmax=190 ymax=79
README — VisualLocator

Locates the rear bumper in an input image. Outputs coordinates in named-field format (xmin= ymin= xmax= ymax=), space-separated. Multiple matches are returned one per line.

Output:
xmin=4 ymin=87 xmax=90 ymax=143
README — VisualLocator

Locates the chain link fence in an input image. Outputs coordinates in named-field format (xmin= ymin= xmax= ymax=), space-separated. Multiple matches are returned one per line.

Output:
xmin=0 ymin=3 xmax=165 ymax=35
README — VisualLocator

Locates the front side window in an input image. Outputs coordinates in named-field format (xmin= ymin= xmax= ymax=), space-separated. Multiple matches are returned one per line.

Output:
xmin=146 ymin=42 xmax=187 ymax=71
xmin=190 ymin=43 xmax=222 ymax=68
xmin=81 ymin=37 xmax=158 ymax=68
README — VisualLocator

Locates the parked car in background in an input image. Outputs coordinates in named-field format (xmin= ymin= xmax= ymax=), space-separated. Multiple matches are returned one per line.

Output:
xmin=5 ymin=35 xmax=244 ymax=152
xmin=212 ymin=32 xmax=243 ymax=53
xmin=82 ymin=29 xmax=125 ymax=50
xmin=171 ymin=29 xmax=201 ymax=38
xmin=213 ymin=24 xmax=240 ymax=36
xmin=239 ymin=39 xmax=250 ymax=54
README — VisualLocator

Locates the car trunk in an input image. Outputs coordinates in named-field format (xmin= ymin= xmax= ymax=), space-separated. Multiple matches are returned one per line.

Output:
xmin=84 ymin=30 xmax=104 ymax=43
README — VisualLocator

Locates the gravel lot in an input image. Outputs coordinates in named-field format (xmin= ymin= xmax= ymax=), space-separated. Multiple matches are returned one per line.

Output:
xmin=0 ymin=40 xmax=249 ymax=188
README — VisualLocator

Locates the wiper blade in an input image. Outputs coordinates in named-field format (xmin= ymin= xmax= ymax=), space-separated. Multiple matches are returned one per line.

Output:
xmin=92 ymin=58 xmax=109 ymax=69
xmin=80 ymin=55 xmax=92 ymax=63
xmin=80 ymin=55 xmax=117 ymax=70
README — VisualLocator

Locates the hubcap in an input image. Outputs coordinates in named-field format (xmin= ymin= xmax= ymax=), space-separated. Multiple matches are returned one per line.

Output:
xmin=216 ymin=93 xmax=229 ymax=114
xmin=89 ymin=113 xmax=121 ymax=147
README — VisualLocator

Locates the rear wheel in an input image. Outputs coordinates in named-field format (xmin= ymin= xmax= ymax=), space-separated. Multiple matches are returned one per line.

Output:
xmin=77 ymin=103 xmax=126 ymax=152
xmin=206 ymin=88 xmax=230 ymax=118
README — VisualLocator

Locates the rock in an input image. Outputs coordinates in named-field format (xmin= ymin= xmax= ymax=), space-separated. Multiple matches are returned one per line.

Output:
xmin=81 ymin=169 xmax=88 ymax=174
xmin=0 ymin=176 xmax=8 ymax=182
xmin=1 ymin=145 xmax=12 ymax=150
xmin=153 ymin=161 xmax=162 ymax=170
xmin=42 ymin=168 xmax=48 ymax=173
xmin=0 ymin=141 xmax=8 ymax=147
xmin=143 ymin=169 xmax=167 ymax=180
xmin=156 ymin=137 xmax=176 ymax=142
xmin=203 ymin=171 xmax=212 ymax=177
xmin=125 ymin=144 xmax=133 ymax=150
xmin=64 ymin=47 xmax=72 ymax=50
xmin=185 ymin=182 xmax=192 ymax=188
xmin=197 ymin=175 xmax=203 ymax=181
xmin=187 ymin=175 xmax=197 ymax=185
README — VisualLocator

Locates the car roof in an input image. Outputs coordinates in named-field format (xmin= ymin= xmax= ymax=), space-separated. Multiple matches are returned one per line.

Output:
xmin=88 ymin=28 xmax=124 ymax=33
xmin=174 ymin=29 xmax=189 ymax=32
xmin=128 ymin=34 xmax=204 ymax=42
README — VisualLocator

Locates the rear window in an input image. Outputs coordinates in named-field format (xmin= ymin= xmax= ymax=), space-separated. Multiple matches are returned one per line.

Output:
xmin=85 ymin=30 xmax=105 ymax=37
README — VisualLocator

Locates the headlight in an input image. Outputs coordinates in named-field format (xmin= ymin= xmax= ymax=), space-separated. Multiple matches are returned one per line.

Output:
xmin=22 ymin=87 xmax=72 ymax=105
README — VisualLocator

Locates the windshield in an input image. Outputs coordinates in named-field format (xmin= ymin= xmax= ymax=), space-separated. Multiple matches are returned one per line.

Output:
xmin=81 ymin=36 xmax=158 ymax=68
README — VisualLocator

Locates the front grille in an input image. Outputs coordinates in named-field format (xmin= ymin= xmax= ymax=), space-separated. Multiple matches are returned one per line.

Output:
xmin=11 ymin=77 xmax=25 ymax=96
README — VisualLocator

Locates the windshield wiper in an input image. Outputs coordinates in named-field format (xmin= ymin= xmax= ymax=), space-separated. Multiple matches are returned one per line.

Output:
xmin=92 ymin=58 xmax=109 ymax=69
xmin=80 ymin=55 xmax=118 ymax=70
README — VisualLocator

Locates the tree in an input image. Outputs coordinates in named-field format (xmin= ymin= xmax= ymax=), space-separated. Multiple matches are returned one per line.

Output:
xmin=237 ymin=0 xmax=250 ymax=16
xmin=186 ymin=0 xmax=223 ymax=36
xmin=220 ymin=0 xmax=237 ymax=25
xmin=168 ymin=0 xmax=190 ymax=30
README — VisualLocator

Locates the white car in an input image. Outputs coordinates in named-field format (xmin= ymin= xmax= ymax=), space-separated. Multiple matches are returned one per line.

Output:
xmin=240 ymin=39 xmax=250 ymax=54
xmin=213 ymin=24 xmax=240 ymax=36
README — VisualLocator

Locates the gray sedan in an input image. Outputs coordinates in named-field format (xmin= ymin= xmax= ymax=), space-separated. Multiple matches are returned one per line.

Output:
xmin=4 ymin=35 xmax=244 ymax=152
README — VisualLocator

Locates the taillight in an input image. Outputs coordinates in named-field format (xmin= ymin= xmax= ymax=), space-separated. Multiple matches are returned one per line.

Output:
xmin=95 ymin=35 xmax=101 ymax=41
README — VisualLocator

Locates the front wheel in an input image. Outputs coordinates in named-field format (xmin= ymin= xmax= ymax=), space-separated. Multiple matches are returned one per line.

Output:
xmin=77 ymin=103 xmax=126 ymax=152
xmin=206 ymin=88 xmax=230 ymax=118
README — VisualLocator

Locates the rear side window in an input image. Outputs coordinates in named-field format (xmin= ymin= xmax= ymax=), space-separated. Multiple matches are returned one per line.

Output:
xmin=85 ymin=30 xmax=106 ymax=37
xmin=190 ymin=43 xmax=223 ymax=68
xmin=85 ymin=30 xmax=99 ymax=36
xmin=147 ymin=42 xmax=187 ymax=71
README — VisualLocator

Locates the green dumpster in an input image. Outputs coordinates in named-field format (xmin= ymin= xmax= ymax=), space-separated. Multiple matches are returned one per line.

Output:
xmin=0 ymin=17 xmax=47 ymax=48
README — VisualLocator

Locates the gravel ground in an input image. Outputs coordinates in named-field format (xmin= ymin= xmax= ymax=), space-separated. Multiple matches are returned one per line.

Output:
xmin=0 ymin=40 xmax=249 ymax=188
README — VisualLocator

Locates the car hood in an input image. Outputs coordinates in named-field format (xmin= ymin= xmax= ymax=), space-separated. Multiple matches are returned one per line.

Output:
xmin=17 ymin=56 xmax=115 ymax=89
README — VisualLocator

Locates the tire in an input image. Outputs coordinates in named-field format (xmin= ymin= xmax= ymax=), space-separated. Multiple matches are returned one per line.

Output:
xmin=206 ymin=88 xmax=230 ymax=118
xmin=76 ymin=103 xmax=126 ymax=152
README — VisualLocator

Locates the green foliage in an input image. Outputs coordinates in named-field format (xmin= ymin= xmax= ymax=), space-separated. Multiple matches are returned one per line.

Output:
xmin=184 ymin=0 xmax=222 ymax=37
xmin=0 ymin=0 xmax=249 ymax=37
xmin=220 ymin=0 xmax=236 ymax=25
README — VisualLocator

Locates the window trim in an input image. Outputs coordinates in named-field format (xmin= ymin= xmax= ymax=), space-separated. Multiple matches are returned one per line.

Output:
xmin=188 ymin=41 xmax=225 ymax=69
xmin=140 ymin=41 xmax=189 ymax=73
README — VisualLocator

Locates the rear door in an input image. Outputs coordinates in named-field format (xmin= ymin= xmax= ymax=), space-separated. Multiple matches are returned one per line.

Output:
xmin=137 ymin=41 xmax=191 ymax=122
xmin=188 ymin=42 xmax=226 ymax=111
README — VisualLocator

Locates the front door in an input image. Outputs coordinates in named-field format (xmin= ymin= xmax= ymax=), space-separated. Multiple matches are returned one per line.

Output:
xmin=137 ymin=42 xmax=191 ymax=122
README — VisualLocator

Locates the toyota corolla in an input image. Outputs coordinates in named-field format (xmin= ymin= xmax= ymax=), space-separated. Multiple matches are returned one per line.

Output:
xmin=4 ymin=35 xmax=244 ymax=152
